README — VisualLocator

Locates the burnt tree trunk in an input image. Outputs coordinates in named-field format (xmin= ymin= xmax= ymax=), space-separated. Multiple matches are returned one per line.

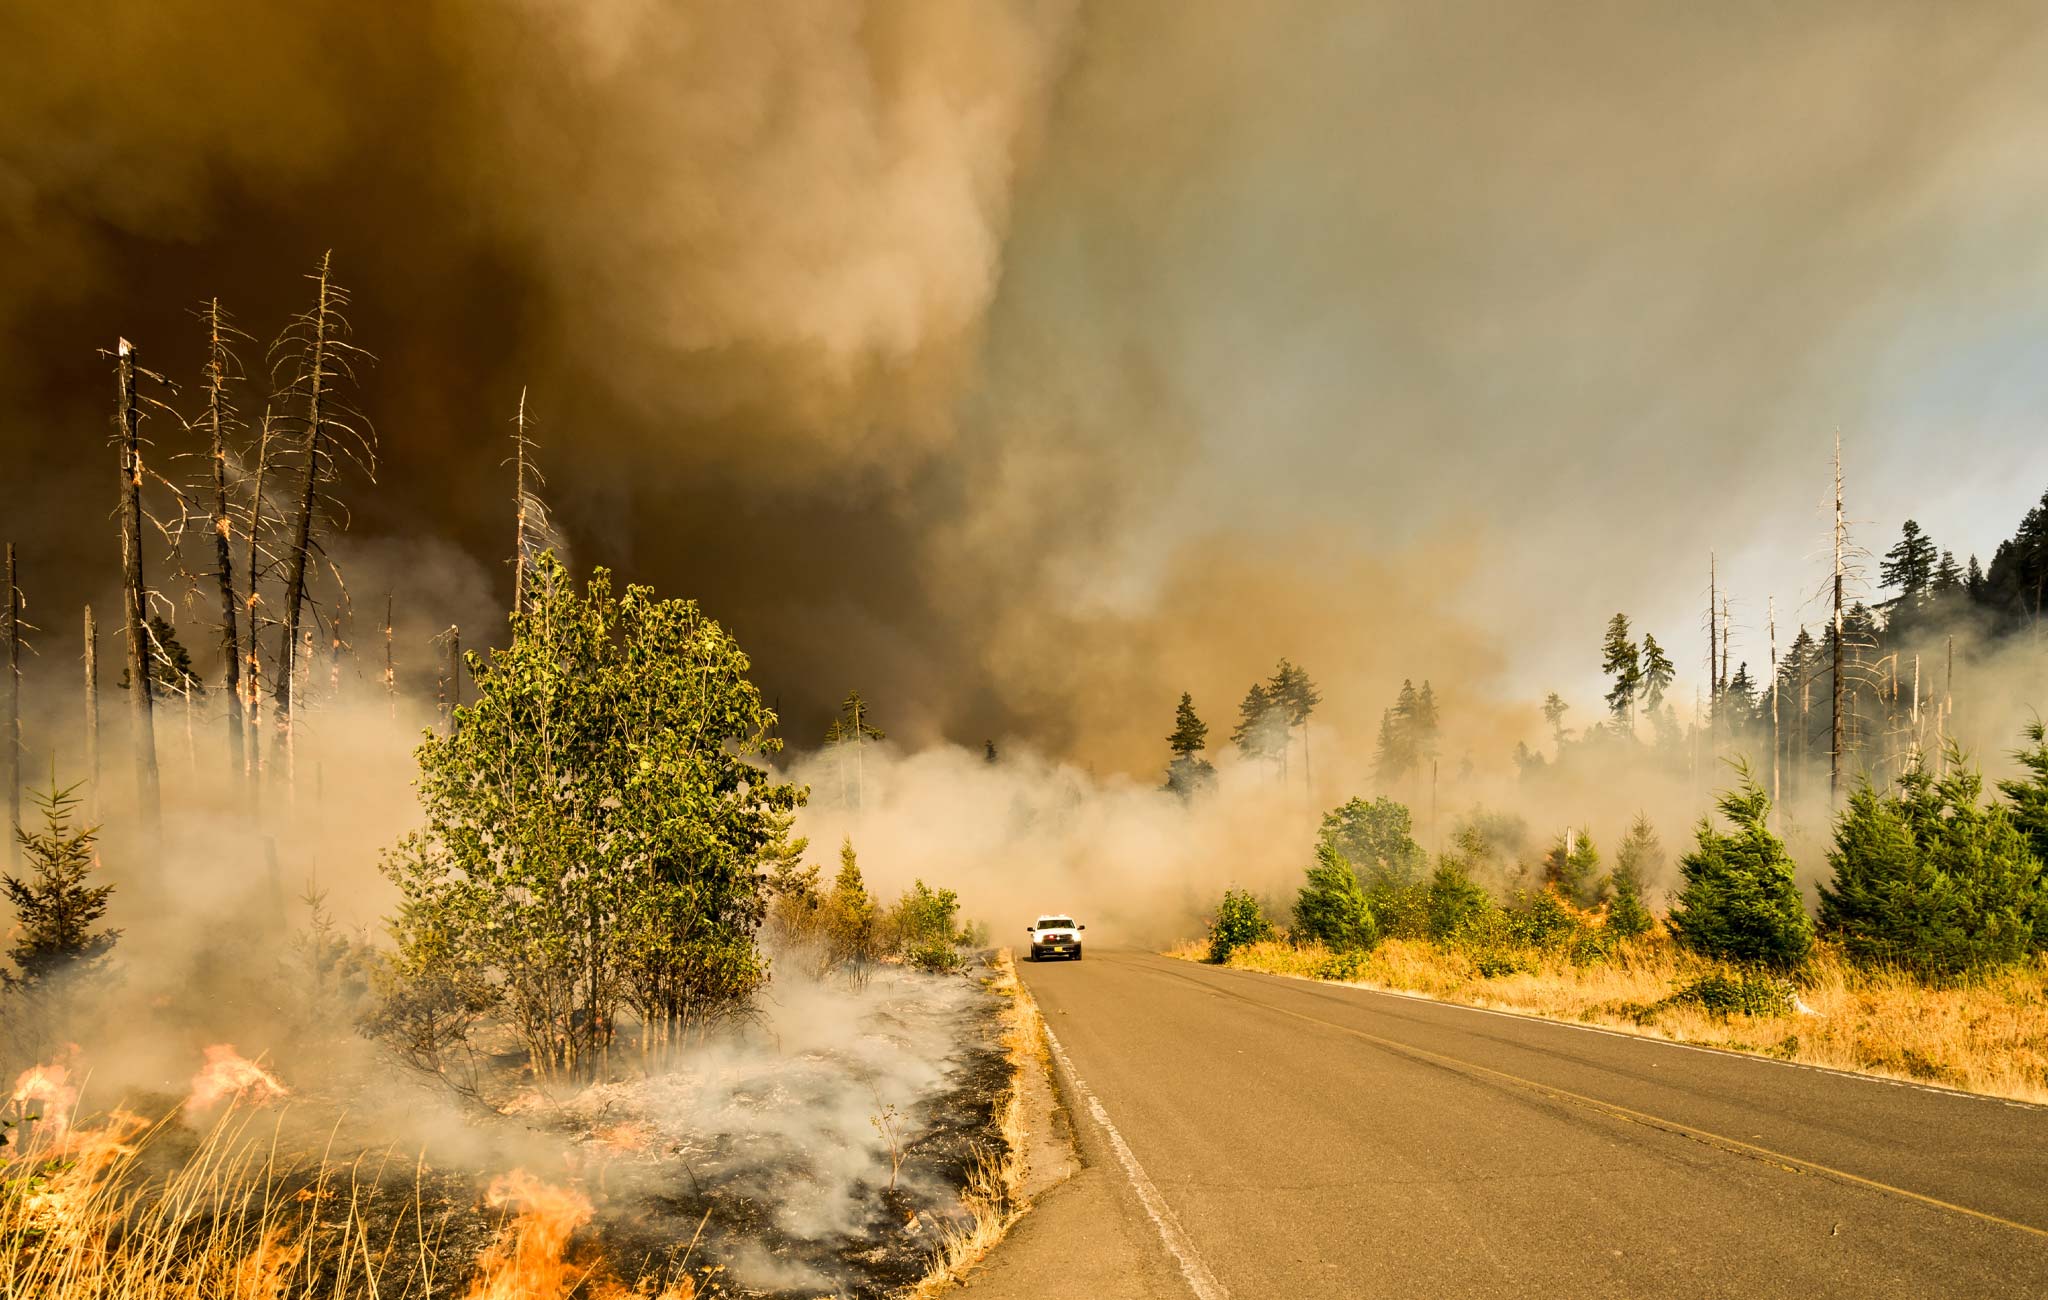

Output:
xmin=243 ymin=403 xmax=274 ymax=791
xmin=84 ymin=605 xmax=99 ymax=819
xmin=4 ymin=543 xmax=18 ymax=866
xmin=116 ymin=338 xmax=162 ymax=830
xmin=275 ymin=252 xmax=335 ymax=763
xmin=1831 ymin=433 xmax=1846 ymax=804
xmin=201 ymin=299 xmax=245 ymax=790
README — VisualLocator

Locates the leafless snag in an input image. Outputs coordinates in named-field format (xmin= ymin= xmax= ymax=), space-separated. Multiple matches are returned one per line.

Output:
xmin=83 ymin=605 xmax=99 ymax=821
xmin=109 ymin=337 xmax=173 ymax=832
xmin=4 ymin=543 xmax=18 ymax=865
xmin=268 ymin=251 xmax=375 ymax=775
xmin=196 ymin=298 xmax=255 ymax=791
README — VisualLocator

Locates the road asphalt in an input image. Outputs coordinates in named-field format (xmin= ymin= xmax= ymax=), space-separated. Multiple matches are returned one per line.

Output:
xmin=960 ymin=947 xmax=2048 ymax=1299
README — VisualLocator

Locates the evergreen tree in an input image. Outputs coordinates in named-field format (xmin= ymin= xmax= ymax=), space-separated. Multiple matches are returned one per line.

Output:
xmin=1600 ymin=614 xmax=1641 ymax=731
xmin=1541 ymin=692 xmax=1570 ymax=746
xmin=1999 ymin=721 xmax=2048 ymax=878
xmin=1982 ymin=490 xmax=2048 ymax=624
xmin=1374 ymin=679 xmax=1436 ymax=784
xmin=1640 ymin=634 xmax=1675 ymax=712
xmin=1413 ymin=681 xmax=1440 ymax=762
xmin=3 ymin=781 xmax=119 ymax=988
xmin=1668 ymin=769 xmax=1812 ymax=970
xmin=1231 ymin=681 xmax=1286 ymax=771
xmin=1932 ymin=550 xmax=1964 ymax=595
xmin=1608 ymin=813 xmax=1661 ymax=938
xmin=1722 ymin=662 xmax=1759 ymax=737
xmin=1879 ymin=520 xmax=1938 ymax=607
xmin=1318 ymin=796 xmax=1426 ymax=889
xmin=1267 ymin=659 xmax=1322 ymax=786
xmin=1294 ymin=842 xmax=1378 ymax=951
xmin=824 ymin=689 xmax=885 ymax=744
xmin=1542 ymin=830 xmax=1605 ymax=908
xmin=825 ymin=836 xmax=881 ymax=976
xmin=1163 ymin=691 xmax=1218 ymax=798
xmin=1820 ymin=761 xmax=2042 ymax=979
xmin=984 ymin=739 xmax=998 ymax=764
xmin=1966 ymin=554 xmax=1986 ymax=600
xmin=1425 ymin=860 xmax=1493 ymax=940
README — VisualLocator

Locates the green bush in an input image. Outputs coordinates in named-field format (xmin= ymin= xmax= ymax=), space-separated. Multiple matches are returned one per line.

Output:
xmin=1542 ymin=831 xmax=1607 ymax=909
xmin=1425 ymin=862 xmax=1492 ymax=940
xmin=1295 ymin=844 xmax=1379 ymax=951
xmin=1367 ymin=881 xmax=1431 ymax=939
xmin=1470 ymin=948 xmax=1524 ymax=978
xmin=1668 ymin=770 xmax=1812 ymax=971
xmin=1607 ymin=814 xmax=1660 ymax=939
xmin=1821 ymin=763 xmax=2043 ymax=981
xmin=1666 ymin=972 xmax=1794 ymax=1018
xmin=1318 ymin=796 xmax=1426 ymax=889
xmin=904 ymin=938 xmax=965 ymax=973
xmin=1316 ymin=947 xmax=1372 ymax=981
xmin=1508 ymin=889 xmax=1582 ymax=949
xmin=1208 ymin=889 xmax=1273 ymax=964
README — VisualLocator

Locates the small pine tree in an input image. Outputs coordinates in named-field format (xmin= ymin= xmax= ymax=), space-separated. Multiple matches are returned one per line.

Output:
xmin=1668 ymin=770 xmax=1812 ymax=970
xmin=1821 ymin=759 xmax=2043 ymax=979
xmin=1208 ymin=889 xmax=1272 ymax=964
xmin=825 ymin=836 xmax=879 ymax=977
xmin=1163 ymin=691 xmax=1217 ymax=798
xmin=1294 ymin=843 xmax=1378 ymax=951
xmin=3 ymin=782 xmax=119 ymax=988
xmin=1425 ymin=860 xmax=1492 ymax=940
xmin=1600 ymin=614 xmax=1641 ymax=730
xmin=1542 ymin=830 xmax=1605 ymax=908
xmin=1607 ymin=813 xmax=1661 ymax=938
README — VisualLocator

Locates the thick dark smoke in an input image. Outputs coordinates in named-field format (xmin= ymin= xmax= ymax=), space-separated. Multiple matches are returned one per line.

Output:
xmin=7 ymin=1 xmax=2048 ymax=776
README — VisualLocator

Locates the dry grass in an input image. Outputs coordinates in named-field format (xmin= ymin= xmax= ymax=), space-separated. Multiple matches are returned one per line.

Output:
xmin=0 ymin=1104 xmax=697 ymax=1300
xmin=0 ymin=1107 xmax=457 ymax=1300
xmin=911 ymin=949 xmax=1046 ymax=1297
xmin=1169 ymin=936 xmax=2048 ymax=1104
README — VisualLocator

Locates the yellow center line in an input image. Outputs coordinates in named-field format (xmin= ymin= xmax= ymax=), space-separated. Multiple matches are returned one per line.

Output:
xmin=1151 ymin=960 xmax=2048 ymax=1241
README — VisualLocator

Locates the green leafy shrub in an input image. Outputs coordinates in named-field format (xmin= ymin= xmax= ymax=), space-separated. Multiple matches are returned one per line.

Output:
xmin=1425 ymin=862 xmax=1492 ymax=940
xmin=1208 ymin=889 xmax=1273 ymax=964
xmin=1508 ymin=889 xmax=1581 ymax=949
xmin=1295 ymin=844 xmax=1379 ymax=951
xmin=1316 ymin=947 xmax=1372 ymax=981
xmin=1318 ymin=796 xmax=1426 ymax=889
xmin=1470 ymin=948 xmax=1524 ymax=978
xmin=1367 ymin=881 xmax=1431 ymax=939
xmin=1568 ymin=927 xmax=1620 ymax=968
xmin=1821 ymin=762 xmax=2043 ymax=981
xmin=1666 ymin=972 xmax=1795 ymax=1018
xmin=1668 ymin=769 xmax=1812 ymax=971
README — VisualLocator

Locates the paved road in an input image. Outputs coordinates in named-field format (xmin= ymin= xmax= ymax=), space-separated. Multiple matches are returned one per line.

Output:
xmin=963 ymin=947 xmax=2048 ymax=1299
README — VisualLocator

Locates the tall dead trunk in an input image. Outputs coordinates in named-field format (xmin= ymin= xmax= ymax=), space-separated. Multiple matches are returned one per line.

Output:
xmin=383 ymin=594 xmax=396 ymax=721
xmin=274 ymin=254 xmax=335 ymax=762
xmin=200 ymin=299 xmax=245 ymax=790
xmin=116 ymin=338 xmax=162 ymax=830
xmin=1768 ymin=595 xmax=1779 ymax=810
xmin=4 ymin=543 xmax=18 ymax=866
xmin=242 ymin=402 xmax=274 ymax=791
xmin=1831 ymin=432 xmax=1846 ymax=804
xmin=1707 ymin=552 xmax=1718 ymax=745
xmin=83 ymin=605 xmax=100 ymax=820
xmin=513 ymin=388 xmax=530 ymax=618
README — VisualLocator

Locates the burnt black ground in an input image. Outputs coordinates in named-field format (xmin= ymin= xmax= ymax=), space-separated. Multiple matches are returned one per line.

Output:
xmin=968 ymin=947 xmax=2048 ymax=1300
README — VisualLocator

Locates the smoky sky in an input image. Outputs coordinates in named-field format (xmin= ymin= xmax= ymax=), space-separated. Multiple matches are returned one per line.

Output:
xmin=6 ymin=1 xmax=2048 ymax=774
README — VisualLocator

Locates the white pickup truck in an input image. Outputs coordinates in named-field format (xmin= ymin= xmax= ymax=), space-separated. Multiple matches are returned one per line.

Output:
xmin=1026 ymin=915 xmax=1085 ymax=962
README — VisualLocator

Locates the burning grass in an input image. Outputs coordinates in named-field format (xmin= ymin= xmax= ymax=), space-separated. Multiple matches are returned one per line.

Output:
xmin=3 ymin=961 xmax=1017 ymax=1299
xmin=1167 ymin=936 xmax=2048 ymax=1104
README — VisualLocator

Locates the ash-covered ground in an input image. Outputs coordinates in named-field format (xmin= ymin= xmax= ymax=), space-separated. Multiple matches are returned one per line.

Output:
xmin=562 ymin=962 xmax=1010 ymax=1297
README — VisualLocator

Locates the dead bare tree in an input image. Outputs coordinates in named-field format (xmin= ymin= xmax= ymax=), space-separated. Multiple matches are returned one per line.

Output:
xmin=83 ymin=605 xmax=99 ymax=820
xmin=1768 ymin=595 xmax=1779 ymax=809
xmin=241 ymin=399 xmax=279 ymax=791
xmin=1706 ymin=552 xmax=1719 ymax=746
xmin=432 ymin=625 xmax=461 ymax=734
xmin=4 ymin=543 xmax=18 ymax=865
xmin=1831 ymin=431 xmax=1846 ymax=803
xmin=268 ymin=251 xmax=374 ymax=774
xmin=383 ymin=594 xmax=396 ymax=721
xmin=112 ymin=338 xmax=165 ymax=830
xmin=196 ymin=298 xmax=252 ymax=790
xmin=505 ymin=388 xmax=560 ymax=619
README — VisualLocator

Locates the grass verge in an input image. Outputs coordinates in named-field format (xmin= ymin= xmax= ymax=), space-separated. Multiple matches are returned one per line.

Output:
xmin=1168 ymin=936 xmax=2048 ymax=1104
xmin=910 ymin=948 xmax=1048 ymax=1296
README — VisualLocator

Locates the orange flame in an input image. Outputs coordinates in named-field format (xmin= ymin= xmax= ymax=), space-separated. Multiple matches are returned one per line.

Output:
xmin=466 ymin=1171 xmax=696 ymax=1300
xmin=187 ymin=1044 xmax=290 ymax=1111
xmin=468 ymin=1170 xmax=596 ymax=1300
xmin=10 ymin=1058 xmax=80 ymax=1143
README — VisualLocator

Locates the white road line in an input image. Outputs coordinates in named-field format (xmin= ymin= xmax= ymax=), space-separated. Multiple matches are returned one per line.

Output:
xmin=1043 ymin=1026 xmax=1231 ymax=1300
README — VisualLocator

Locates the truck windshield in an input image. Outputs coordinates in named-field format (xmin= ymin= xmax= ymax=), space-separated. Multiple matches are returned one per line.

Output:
xmin=1041 ymin=918 xmax=1076 ymax=929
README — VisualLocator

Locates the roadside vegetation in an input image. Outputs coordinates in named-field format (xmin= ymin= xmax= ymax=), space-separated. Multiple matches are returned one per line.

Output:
xmin=1181 ymin=742 xmax=2048 ymax=1104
